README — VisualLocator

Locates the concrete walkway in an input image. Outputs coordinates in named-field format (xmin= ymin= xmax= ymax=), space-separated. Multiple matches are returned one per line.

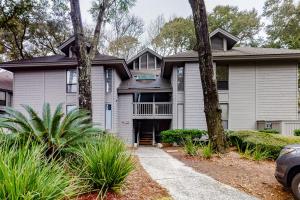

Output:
xmin=136 ymin=147 xmax=257 ymax=200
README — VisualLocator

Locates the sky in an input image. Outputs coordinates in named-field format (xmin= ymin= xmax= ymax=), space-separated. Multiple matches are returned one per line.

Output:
xmin=79 ymin=0 xmax=267 ymax=27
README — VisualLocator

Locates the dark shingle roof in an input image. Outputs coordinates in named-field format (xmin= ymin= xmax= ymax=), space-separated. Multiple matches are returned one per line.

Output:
xmin=0 ymin=70 xmax=13 ymax=91
xmin=1 ymin=53 xmax=121 ymax=65
xmin=118 ymin=76 xmax=171 ymax=93
xmin=167 ymin=47 xmax=300 ymax=58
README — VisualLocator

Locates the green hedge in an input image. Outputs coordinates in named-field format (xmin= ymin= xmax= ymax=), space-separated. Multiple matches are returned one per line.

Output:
xmin=294 ymin=129 xmax=300 ymax=136
xmin=161 ymin=129 xmax=207 ymax=144
xmin=259 ymin=129 xmax=279 ymax=134
xmin=228 ymin=131 xmax=300 ymax=159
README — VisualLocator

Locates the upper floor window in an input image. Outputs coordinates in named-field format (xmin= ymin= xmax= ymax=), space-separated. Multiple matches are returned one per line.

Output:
xmin=177 ymin=67 xmax=184 ymax=91
xmin=66 ymin=69 xmax=77 ymax=93
xmin=140 ymin=54 xmax=147 ymax=69
xmin=105 ymin=68 xmax=112 ymax=93
xmin=216 ymin=65 xmax=229 ymax=90
xmin=0 ymin=91 xmax=6 ymax=106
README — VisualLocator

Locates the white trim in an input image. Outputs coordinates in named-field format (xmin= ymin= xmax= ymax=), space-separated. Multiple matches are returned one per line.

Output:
xmin=210 ymin=28 xmax=240 ymax=42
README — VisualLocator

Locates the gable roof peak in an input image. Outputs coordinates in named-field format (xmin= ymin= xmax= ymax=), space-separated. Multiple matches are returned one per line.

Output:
xmin=127 ymin=48 xmax=162 ymax=64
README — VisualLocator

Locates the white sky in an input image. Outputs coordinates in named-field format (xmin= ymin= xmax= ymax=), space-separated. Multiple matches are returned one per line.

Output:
xmin=79 ymin=0 xmax=266 ymax=27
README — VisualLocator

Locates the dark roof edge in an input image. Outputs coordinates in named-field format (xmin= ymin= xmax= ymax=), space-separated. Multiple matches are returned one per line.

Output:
xmin=163 ymin=53 xmax=300 ymax=62
xmin=118 ymin=88 xmax=172 ymax=94
xmin=1 ymin=58 xmax=132 ymax=79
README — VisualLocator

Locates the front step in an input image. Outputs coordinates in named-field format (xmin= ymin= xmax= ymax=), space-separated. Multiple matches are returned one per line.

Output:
xmin=139 ymin=133 xmax=153 ymax=145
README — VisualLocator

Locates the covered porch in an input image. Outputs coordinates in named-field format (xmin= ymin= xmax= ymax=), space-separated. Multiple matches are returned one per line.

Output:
xmin=133 ymin=119 xmax=171 ymax=146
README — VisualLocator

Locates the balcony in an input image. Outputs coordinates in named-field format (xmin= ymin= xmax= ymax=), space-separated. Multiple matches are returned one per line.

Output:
xmin=133 ymin=102 xmax=172 ymax=119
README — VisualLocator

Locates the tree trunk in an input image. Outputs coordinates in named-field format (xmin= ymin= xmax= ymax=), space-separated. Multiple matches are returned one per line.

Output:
xmin=70 ymin=0 xmax=92 ymax=111
xmin=189 ymin=0 xmax=228 ymax=153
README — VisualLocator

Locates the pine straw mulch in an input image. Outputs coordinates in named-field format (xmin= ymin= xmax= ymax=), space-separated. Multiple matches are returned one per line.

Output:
xmin=78 ymin=156 xmax=171 ymax=200
xmin=164 ymin=147 xmax=293 ymax=200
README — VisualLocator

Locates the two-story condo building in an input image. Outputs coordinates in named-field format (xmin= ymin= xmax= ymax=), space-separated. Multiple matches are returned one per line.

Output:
xmin=1 ymin=28 xmax=300 ymax=145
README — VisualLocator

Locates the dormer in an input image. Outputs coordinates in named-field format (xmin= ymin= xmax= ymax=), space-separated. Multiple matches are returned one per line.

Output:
xmin=58 ymin=36 xmax=91 ymax=58
xmin=209 ymin=28 xmax=239 ymax=51
xmin=127 ymin=48 xmax=163 ymax=72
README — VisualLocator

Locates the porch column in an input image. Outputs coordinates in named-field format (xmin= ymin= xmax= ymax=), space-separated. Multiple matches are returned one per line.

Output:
xmin=152 ymin=120 xmax=155 ymax=146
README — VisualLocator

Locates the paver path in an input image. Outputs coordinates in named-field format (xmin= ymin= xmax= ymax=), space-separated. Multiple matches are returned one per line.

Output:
xmin=136 ymin=147 xmax=257 ymax=200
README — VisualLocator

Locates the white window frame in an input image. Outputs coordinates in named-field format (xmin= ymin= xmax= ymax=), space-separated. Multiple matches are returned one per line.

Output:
xmin=105 ymin=104 xmax=112 ymax=130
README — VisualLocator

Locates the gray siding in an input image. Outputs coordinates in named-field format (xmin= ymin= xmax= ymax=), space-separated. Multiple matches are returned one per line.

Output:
xmin=112 ymin=69 xmax=121 ymax=133
xmin=91 ymin=66 xmax=105 ymax=129
xmin=184 ymin=63 xmax=207 ymax=129
xmin=14 ymin=71 xmax=44 ymax=113
xmin=256 ymin=63 xmax=298 ymax=120
xmin=118 ymin=94 xmax=133 ymax=145
xmin=13 ymin=69 xmax=77 ymax=114
xmin=229 ymin=64 xmax=256 ymax=129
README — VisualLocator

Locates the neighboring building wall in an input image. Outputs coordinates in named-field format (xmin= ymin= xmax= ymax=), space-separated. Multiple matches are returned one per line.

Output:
xmin=91 ymin=66 xmax=105 ymax=129
xmin=184 ymin=63 xmax=207 ymax=129
xmin=118 ymin=94 xmax=133 ymax=145
xmin=229 ymin=64 xmax=256 ymax=130
xmin=13 ymin=70 xmax=75 ymax=114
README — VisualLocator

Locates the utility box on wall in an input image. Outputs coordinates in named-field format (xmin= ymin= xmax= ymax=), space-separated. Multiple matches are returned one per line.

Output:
xmin=256 ymin=120 xmax=281 ymax=133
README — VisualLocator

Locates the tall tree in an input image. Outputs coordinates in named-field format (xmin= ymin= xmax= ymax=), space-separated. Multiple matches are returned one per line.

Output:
xmin=107 ymin=14 xmax=144 ymax=59
xmin=151 ymin=17 xmax=196 ymax=56
xmin=263 ymin=0 xmax=300 ymax=49
xmin=208 ymin=5 xmax=262 ymax=46
xmin=189 ymin=0 xmax=227 ymax=153
xmin=69 ymin=0 xmax=135 ymax=111
xmin=0 ymin=0 xmax=71 ymax=61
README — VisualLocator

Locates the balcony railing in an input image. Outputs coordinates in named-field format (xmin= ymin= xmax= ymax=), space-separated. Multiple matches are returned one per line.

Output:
xmin=133 ymin=102 xmax=172 ymax=118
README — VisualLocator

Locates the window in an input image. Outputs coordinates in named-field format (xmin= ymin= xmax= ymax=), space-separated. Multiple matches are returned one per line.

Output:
xmin=66 ymin=69 xmax=77 ymax=93
xmin=105 ymin=68 xmax=112 ymax=93
xmin=140 ymin=54 xmax=147 ymax=69
xmin=177 ymin=66 xmax=184 ymax=91
xmin=216 ymin=65 xmax=229 ymax=90
xmin=66 ymin=105 xmax=77 ymax=113
xmin=0 ymin=91 xmax=6 ymax=106
xmin=148 ymin=54 xmax=155 ymax=70
xmin=220 ymin=103 xmax=228 ymax=129
xmin=105 ymin=104 xmax=112 ymax=130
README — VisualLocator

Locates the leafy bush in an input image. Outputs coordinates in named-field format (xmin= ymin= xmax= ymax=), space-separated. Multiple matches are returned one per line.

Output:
xmin=183 ymin=136 xmax=198 ymax=156
xmin=228 ymin=131 xmax=300 ymax=159
xmin=0 ymin=142 xmax=83 ymax=199
xmin=0 ymin=103 xmax=101 ymax=156
xmin=201 ymin=142 xmax=213 ymax=159
xmin=294 ymin=129 xmax=300 ymax=136
xmin=78 ymin=134 xmax=134 ymax=193
xmin=161 ymin=129 xmax=207 ymax=144
xmin=259 ymin=129 xmax=279 ymax=134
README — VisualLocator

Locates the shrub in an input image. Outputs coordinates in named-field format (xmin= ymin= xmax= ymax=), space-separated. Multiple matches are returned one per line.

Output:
xmin=0 ymin=142 xmax=83 ymax=199
xmin=183 ymin=136 xmax=198 ymax=156
xmin=201 ymin=142 xmax=213 ymax=159
xmin=0 ymin=103 xmax=101 ymax=156
xmin=294 ymin=129 xmax=300 ymax=136
xmin=161 ymin=129 xmax=207 ymax=144
xmin=259 ymin=129 xmax=279 ymax=134
xmin=252 ymin=146 xmax=271 ymax=161
xmin=78 ymin=134 xmax=134 ymax=193
xmin=228 ymin=131 xmax=300 ymax=159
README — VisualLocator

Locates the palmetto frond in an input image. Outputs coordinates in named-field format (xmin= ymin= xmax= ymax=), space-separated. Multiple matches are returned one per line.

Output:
xmin=0 ymin=103 xmax=102 ymax=156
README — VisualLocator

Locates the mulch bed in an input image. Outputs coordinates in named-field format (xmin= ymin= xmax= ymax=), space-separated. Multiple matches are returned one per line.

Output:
xmin=164 ymin=147 xmax=293 ymax=200
xmin=78 ymin=157 xmax=171 ymax=200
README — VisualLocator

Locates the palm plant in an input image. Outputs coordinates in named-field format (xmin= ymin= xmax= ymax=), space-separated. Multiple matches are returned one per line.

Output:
xmin=0 ymin=103 xmax=101 ymax=156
